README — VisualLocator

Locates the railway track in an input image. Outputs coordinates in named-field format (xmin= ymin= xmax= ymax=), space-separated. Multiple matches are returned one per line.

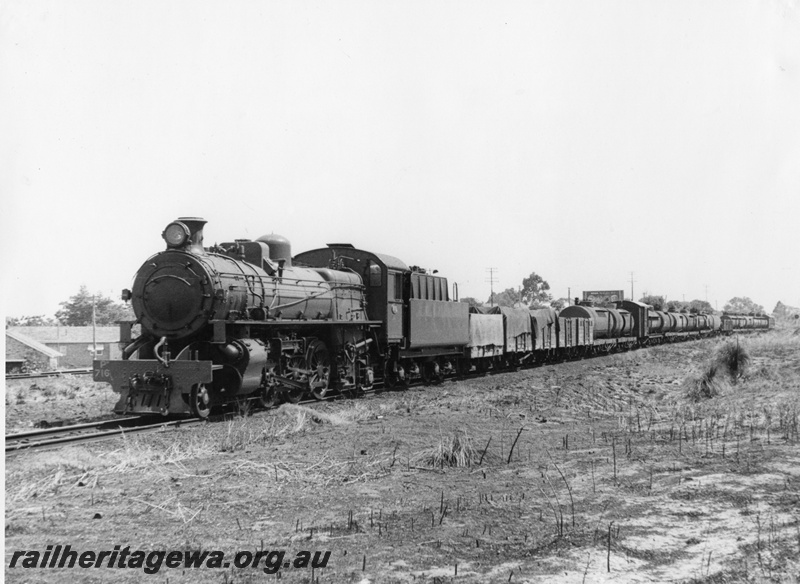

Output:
xmin=4 ymin=417 xmax=203 ymax=454
xmin=6 ymin=368 xmax=93 ymax=381
xmin=3 ymin=379 xmax=390 ymax=456
xmin=3 ymin=386 xmax=373 ymax=456
xmin=5 ymin=332 xmax=758 ymax=456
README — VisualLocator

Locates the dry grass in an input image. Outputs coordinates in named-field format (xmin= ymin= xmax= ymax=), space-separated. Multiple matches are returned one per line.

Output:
xmin=418 ymin=429 xmax=481 ymax=468
xmin=216 ymin=402 xmax=399 ymax=452
xmin=686 ymin=337 xmax=753 ymax=401
xmin=748 ymin=327 xmax=800 ymax=356
xmin=6 ymin=400 xmax=405 ymax=502
xmin=686 ymin=361 xmax=729 ymax=401
xmin=5 ymin=377 xmax=83 ymax=405
xmin=6 ymin=329 xmax=800 ymax=583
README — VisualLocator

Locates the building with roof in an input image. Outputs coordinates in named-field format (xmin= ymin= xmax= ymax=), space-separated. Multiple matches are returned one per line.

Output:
xmin=6 ymin=326 xmax=122 ymax=369
xmin=5 ymin=329 xmax=64 ymax=371
xmin=773 ymin=302 xmax=800 ymax=321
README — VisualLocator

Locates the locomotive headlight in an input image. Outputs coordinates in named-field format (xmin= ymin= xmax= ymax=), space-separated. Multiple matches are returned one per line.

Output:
xmin=163 ymin=221 xmax=190 ymax=248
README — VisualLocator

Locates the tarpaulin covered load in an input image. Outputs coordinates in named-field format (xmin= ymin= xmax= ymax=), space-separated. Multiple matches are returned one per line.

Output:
xmin=472 ymin=306 xmax=532 ymax=353
xmin=530 ymin=308 xmax=557 ymax=351
xmin=466 ymin=313 xmax=504 ymax=359
xmin=498 ymin=307 xmax=533 ymax=353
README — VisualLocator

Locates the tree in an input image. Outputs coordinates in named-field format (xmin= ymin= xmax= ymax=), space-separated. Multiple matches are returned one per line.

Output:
xmin=550 ymin=297 xmax=568 ymax=312
xmin=723 ymin=297 xmax=764 ymax=314
xmin=55 ymin=285 xmax=134 ymax=326
xmin=521 ymin=272 xmax=552 ymax=309
xmin=488 ymin=288 xmax=521 ymax=308
xmin=688 ymin=299 xmax=714 ymax=314
xmin=6 ymin=315 xmax=56 ymax=327
xmin=639 ymin=295 xmax=666 ymax=311
xmin=666 ymin=300 xmax=688 ymax=312
xmin=460 ymin=297 xmax=482 ymax=309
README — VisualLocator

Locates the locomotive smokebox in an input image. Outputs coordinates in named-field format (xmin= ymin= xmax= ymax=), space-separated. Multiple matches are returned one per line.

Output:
xmin=257 ymin=233 xmax=292 ymax=267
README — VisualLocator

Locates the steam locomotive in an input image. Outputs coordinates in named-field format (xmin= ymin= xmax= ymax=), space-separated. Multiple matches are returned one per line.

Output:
xmin=93 ymin=217 xmax=772 ymax=418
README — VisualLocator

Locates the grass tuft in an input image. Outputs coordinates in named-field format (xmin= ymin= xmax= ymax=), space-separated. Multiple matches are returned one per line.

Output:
xmin=715 ymin=338 xmax=750 ymax=383
xmin=686 ymin=337 xmax=756 ymax=401
xmin=686 ymin=362 xmax=727 ymax=401
xmin=419 ymin=430 xmax=480 ymax=468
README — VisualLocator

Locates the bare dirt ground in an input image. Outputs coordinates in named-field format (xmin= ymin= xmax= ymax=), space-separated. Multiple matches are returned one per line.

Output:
xmin=5 ymin=329 xmax=800 ymax=583
xmin=5 ymin=376 xmax=119 ymax=433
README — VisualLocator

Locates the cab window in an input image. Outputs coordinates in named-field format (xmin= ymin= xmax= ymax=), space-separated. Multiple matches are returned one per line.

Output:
xmin=368 ymin=262 xmax=382 ymax=287
xmin=393 ymin=272 xmax=403 ymax=300
xmin=387 ymin=271 xmax=403 ymax=301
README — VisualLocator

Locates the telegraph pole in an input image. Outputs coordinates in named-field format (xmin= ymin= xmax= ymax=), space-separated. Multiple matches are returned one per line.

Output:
xmin=486 ymin=268 xmax=498 ymax=306
xmin=92 ymin=294 xmax=97 ymax=360
xmin=629 ymin=272 xmax=636 ymax=302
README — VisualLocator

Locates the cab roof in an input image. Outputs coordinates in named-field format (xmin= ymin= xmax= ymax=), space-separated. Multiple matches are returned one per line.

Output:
xmin=293 ymin=245 xmax=409 ymax=272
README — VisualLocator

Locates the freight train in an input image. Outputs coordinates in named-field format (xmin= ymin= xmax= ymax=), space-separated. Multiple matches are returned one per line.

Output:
xmin=93 ymin=218 xmax=773 ymax=418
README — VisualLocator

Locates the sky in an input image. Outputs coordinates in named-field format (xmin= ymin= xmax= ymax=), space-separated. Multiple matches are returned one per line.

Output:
xmin=2 ymin=0 xmax=799 ymax=321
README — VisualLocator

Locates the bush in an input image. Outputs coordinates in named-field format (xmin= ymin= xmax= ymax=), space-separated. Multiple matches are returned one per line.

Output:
xmin=686 ymin=338 xmax=752 ymax=401
xmin=715 ymin=338 xmax=750 ymax=383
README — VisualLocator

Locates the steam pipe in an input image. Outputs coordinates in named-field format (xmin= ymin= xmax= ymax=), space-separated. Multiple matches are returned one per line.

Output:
xmin=122 ymin=336 xmax=150 ymax=360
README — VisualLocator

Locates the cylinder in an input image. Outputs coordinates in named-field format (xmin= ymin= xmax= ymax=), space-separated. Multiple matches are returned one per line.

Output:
xmin=559 ymin=305 xmax=621 ymax=339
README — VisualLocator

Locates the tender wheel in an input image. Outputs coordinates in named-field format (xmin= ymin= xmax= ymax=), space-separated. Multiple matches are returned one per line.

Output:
xmin=432 ymin=361 xmax=444 ymax=384
xmin=190 ymin=384 xmax=211 ymax=419
xmin=395 ymin=364 xmax=409 ymax=389
xmin=420 ymin=362 xmax=432 ymax=385
xmin=384 ymin=361 xmax=397 ymax=389
xmin=421 ymin=361 xmax=441 ymax=385
xmin=398 ymin=365 xmax=410 ymax=388
xmin=384 ymin=361 xmax=407 ymax=390
xmin=306 ymin=340 xmax=331 ymax=400
xmin=387 ymin=361 xmax=410 ymax=390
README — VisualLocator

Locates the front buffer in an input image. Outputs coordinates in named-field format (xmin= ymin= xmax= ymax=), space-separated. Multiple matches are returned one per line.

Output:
xmin=94 ymin=359 xmax=213 ymax=417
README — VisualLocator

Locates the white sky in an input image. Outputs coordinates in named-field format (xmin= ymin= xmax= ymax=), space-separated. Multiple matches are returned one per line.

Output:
xmin=2 ymin=0 xmax=799 ymax=319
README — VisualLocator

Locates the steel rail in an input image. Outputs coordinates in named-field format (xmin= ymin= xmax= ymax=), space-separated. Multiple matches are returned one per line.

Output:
xmin=5 ymin=418 xmax=202 ymax=454
xmin=6 ymin=368 xmax=93 ymax=381
xmin=6 ymin=417 xmax=144 ymax=442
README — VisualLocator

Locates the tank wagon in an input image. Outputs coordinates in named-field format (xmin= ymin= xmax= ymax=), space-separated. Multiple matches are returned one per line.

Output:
xmin=94 ymin=218 xmax=772 ymax=417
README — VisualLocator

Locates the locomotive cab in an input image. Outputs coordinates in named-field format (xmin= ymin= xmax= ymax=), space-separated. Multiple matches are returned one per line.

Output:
xmin=294 ymin=245 xmax=469 ymax=386
xmin=293 ymin=245 xmax=410 ymax=345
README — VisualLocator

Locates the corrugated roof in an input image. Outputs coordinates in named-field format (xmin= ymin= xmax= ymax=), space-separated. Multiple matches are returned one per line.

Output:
xmin=7 ymin=326 xmax=121 ymax=344
xmin=6 ymin=330 xmax=64 ymax=358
